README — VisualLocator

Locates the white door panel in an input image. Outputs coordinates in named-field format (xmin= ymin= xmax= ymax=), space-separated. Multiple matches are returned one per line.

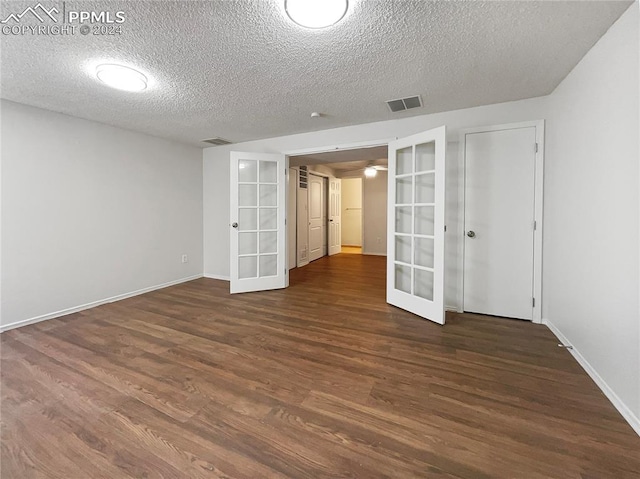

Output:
xmin=463 ymin=128 xmax=536 ymax=320
xmin=230 ymin=152 xmax=287 ymax=294
xmin=329 ymin=178 xmax=341 ymax=255
xmin=308 ymin=174 xmax=324 ymax=262
xmin=387 ymin=126 xmax=446 ymax=325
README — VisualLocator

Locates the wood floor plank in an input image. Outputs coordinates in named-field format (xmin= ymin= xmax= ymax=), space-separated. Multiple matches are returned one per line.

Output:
xmin=2 ymin=253 xmax=639 ymax=478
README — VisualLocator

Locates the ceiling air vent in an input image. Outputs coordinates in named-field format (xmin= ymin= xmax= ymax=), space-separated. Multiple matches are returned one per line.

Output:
xmin=386 ymin=95 xmax=423 ymax=113
xmin=201 ymin=137 xmax=232 ymax=146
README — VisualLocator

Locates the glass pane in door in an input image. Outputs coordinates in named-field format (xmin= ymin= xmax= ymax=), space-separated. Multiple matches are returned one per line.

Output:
xmin=415 ymin=173 xmax=435 ymax=204
xmin=415 ymin=206 xmax=435 ymax=236
xmin=395 ymin=264 xmax=412 ymax=294
xmin=414 ymin=269 xmax=434 ymax=300
xmin=415 ymin=142 xmax=435 ymax=172
xmin=239 ymin=160 xmax=257 ymax=182
xmin=397 ymin=147 xmax=413 ymax=175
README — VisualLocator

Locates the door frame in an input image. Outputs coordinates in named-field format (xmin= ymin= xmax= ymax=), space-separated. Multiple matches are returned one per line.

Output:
xmin=284 ymin=139 xmax=394 ymax=157
xmin=457 ymin=120 xmax=545 ymax=323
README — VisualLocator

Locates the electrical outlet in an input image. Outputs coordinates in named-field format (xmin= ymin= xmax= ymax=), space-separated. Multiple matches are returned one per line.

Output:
xmin=376 ymin=237 xmax=381 ymax=244
xmin=181 ymin=254 xmax=188 ymax=264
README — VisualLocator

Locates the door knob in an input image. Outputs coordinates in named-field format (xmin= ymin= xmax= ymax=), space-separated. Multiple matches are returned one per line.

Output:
xmin=232 ymin=222 xmax=238 ymax=228
xmin=467 ymin=230 xmax=476 ymax=238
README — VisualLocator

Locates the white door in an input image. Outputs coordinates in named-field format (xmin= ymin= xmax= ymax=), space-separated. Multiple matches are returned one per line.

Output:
xmin=328 ymin=177 xmax=341 ymax=255
xmin=322 ymin=177 xmax=329 ymax=256
xmin=230 ymin=152 xmax=288 ymax=294
xmin=287 ymin=168 xmax=297 ymax=270
xmin=308 ymin=173 xmax=324 ymax=262
xmin=387 ymin=126 xmax=446 ymax=325
xmin=463 ymin=127 xmax=536 ymax=320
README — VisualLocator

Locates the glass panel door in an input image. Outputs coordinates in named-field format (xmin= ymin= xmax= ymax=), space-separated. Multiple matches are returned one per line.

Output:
xmin=230 ymin=152 xmax=287 ymax=293
xmin=387 ymin=127 xmax=446 ymax=324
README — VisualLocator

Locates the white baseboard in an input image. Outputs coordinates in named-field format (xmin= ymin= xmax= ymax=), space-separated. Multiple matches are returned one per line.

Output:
xmin=361 ymin=251 xmax=386 ymax=256
xmin=0 ymin=274 xmax=203 ymax=333
xmin=203 ymin=273 xmax=230 ymax=281
xmin=543 ymin=318 xmax=640 ymax=437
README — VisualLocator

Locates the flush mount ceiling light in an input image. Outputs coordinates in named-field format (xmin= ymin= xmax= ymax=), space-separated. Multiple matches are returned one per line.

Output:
xmin=285 ymin=0 xmax=348 ymax=29
xmin=96 ymin=64 xmax=148 ymax=92
xmin=364 ymin=166 xmax=377 ymax=178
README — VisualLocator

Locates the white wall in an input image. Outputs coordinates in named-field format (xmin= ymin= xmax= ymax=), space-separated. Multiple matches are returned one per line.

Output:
xmin=543 ymin=3 xmax=639 ymax=430
xmin=342 ymin=178 xmax=363 ymax=247
xmin=204 ymin=95 xmax=548 ymax=279
xmin=308 ymin=164 xmax=335 ymax=177
xmin=444 ymin=141 xmax=460 ymax=310
xmin=362 ymin=173 xmax=387 ymax=255
xmin=1 ymin=100 xmax=203 ymax=329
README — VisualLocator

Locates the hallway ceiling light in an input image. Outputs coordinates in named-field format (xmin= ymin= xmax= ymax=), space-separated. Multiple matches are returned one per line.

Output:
xmin=96 ymin=64 xmax=148 ymax=92
xmin=364 ymin=166 xmax=377 ymax=178
xmin=285 ymin=0 xmax=348 ymax=29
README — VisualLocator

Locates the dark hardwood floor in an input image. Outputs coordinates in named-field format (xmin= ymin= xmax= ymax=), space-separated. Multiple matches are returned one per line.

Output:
xmin=2 ymin=254 xmax=639 ymax=478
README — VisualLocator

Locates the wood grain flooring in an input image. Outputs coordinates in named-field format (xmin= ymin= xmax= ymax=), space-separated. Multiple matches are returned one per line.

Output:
xmin=2 ymin=254 xmax=639 ymax=478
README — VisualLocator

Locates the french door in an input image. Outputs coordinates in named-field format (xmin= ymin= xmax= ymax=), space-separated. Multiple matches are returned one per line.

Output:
xmin=230 ymin=152 xmax=288 ymax=294
xmin=387 ymin=126 xmax=446 ymax=324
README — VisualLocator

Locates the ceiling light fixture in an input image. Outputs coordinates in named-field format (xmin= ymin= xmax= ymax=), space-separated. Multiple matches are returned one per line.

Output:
xmin=285 ymin=0 xmax=348 ymax=29
xmin=96 ymin=64 xmax=148 ymax=92
xmin=364 ymin=166 xmax=377 ymax=178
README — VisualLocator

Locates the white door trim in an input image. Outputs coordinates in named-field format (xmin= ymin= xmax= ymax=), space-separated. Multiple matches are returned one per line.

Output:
xmin=283 ymin=139 xmax=393 ymax=157
xmin=457 ymin=120 xmax=545 ymax=323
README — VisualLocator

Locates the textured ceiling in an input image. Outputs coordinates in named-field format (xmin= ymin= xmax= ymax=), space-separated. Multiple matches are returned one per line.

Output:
xmin=290 ymin=145 xmax=388 ymax=167
xmin=0 ymin=0 xmax=632 ymax=147
xmin=292 ymin=147 xmax=388 ymax=178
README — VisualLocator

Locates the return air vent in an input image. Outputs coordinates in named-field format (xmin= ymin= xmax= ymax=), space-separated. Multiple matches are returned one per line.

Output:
xmin=299 ymin=166 xmax=308 ymax=189
xmin=386 ymin=95 xmax=423 ymax=113
xmin=201 ymin=137 xmax=233 ymax=146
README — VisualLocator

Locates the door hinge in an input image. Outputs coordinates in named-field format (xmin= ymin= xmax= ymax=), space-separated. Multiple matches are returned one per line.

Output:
xmin=444 ymin=225 xmax=447 ymax=232
xmin=535 ymin=143 xmax=539 ymax=153
xmin=532 ymin=298 xmax=536 ymax=307
xmin=533 ymin=220 xmax=537 ymax=230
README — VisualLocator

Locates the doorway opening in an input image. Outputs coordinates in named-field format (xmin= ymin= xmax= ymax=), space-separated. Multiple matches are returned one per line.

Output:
xmin=287 ymin=145 xmax=388 ymax=272
xmin=341 ymin=178 xmax=363 ymax=255
xmin=229 ymin=126 xmax=448 ymax=325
